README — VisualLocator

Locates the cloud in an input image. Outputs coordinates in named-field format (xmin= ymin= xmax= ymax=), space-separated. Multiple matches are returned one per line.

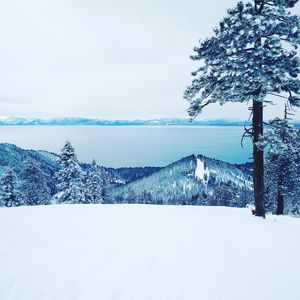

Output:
xmin=0 ymin=0 xmax=299 ymax=119
xmin=0 ymin=96 xmax=37 ymax=104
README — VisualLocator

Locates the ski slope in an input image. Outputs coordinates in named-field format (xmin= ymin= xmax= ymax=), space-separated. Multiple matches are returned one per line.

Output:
xmin=0 ymin=204 xmax=299 ymax=300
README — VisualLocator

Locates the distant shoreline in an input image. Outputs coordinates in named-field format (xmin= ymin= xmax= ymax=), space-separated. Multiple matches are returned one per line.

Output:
xmin=0 ymin=118 xmax=299 ymax=127
xmin=0 ymin=123 xmax=250 ymax=126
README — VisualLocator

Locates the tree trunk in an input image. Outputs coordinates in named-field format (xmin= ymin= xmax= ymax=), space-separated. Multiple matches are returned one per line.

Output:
xmin=252 ymin=99 xmax=265 ymax=218
xmin=276 ymin=111 xmax=286 ymax=216
xmin=276 ymin=193 xmax=284 ymax=215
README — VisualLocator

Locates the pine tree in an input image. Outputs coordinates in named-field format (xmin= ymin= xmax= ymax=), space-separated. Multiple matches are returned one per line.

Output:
xmin=0 ymin=168 xmax=19 ymax=207
xmin=259 ymin=117 xmax=300 ymax=214
xmin=98 ymin=167 xmax=113 ymax=202
xmin=55 ymin=141 xmax=86 ymax=204
xmin=140 ymin=190 xmax=152 ymax=204
xmin=184 ymin=0 xmax=300 ymax=217
xmin=85 ymin=160 xmax=103 ymax=204
xmin=19 ymin=158 xmax=51 ymax=206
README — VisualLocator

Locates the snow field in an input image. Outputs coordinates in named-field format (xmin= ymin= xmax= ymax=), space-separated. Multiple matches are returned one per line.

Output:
xmin=0 ymin=204 xmax=300 ymax=300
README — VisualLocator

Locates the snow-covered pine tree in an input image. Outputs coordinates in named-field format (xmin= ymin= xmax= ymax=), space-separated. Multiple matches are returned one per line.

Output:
xmin=55 ymin=141 xmax=86 ymax=204
xmin=259 ymin=117 xmax=300 ymax=214
xmin=19 ymin=158 xmax=51 ymax=206
xmin=184 ymin=0 xmax=300 ymax=217
xmin=0 ymin=168 xmax=19 ymax=207
xmin=85 ymin=159 xmax=103 ymax=204
xmin=99 ymin=167 xmax=113 ymax=202
xmin=140 ymin=190 xmax=152 ymax=204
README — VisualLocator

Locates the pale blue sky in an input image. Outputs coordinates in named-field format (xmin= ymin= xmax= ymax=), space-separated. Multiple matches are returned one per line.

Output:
xmin=0 ymin=0 xmax=299 ymax=120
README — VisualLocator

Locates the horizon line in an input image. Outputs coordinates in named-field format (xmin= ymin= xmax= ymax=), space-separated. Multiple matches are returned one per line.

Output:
xmin=0 ymin=116 xmax=300 ymax=126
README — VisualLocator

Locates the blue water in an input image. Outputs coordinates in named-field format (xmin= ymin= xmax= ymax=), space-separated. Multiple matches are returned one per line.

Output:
xmin=0 ymin=126 xmax=252 ymax=167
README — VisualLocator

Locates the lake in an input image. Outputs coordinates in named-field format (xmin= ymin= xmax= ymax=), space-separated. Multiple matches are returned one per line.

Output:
xmin=0 ymin=126 xmax=252 ymax=167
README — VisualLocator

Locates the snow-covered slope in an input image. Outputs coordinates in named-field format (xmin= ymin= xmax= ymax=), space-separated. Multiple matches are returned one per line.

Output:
xmin=0 ymin=143 xmax=59 ymax=194
xmin=0 ymin=144 xmax=253 ymax=207
xmin=0 ymin=204 xmax=299 ymax=300
xmin=109 ymin=154 xmax=252 ymax=205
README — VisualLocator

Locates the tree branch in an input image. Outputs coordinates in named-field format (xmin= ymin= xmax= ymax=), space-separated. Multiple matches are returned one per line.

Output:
xmin=267 ymin=93 xmax=289 ymax=99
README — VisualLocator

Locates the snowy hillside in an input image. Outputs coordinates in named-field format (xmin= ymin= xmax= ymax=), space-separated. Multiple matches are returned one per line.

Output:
xmin=109 ymin=154 xmax=252 ymax=206
xmin=0 ymin=143 xmax=59 ymax=194
xmin=0 ymin=204 xmax=299 ymax=300
xmin=0 ymin=143 xmax=253 ymax=207
xmin=0 ymin=144 xmax=58 ymax=175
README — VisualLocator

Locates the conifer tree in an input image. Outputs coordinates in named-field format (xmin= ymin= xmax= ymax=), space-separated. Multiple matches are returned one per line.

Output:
xmin=85 ymin=159 xmax=103 ymax=204
xmin=99 ymin=167 xmax=113 ymax=202
xmin=55 ymin=141 xmax=86 ymax=204
xmin=0 ymin=168 xmax=18 ymax=207
xmin=140 ymin=190 xmax=152 ymax=204
xmin=184 ymin=0 xmax=300 ymax=217
xmin=259 ymin=117 xmax=300 ymax=214
xmin=19 ymin=158 xmax=51 ymax=206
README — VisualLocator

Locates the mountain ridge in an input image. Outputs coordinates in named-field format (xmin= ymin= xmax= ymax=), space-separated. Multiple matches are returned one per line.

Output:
xmin=0 ymin=143 xmax=253 ymax=207
xmin=108 ymin=154 xmax=253 ymax=206
xmin=0 ymin=117 xmax=253 ymax=126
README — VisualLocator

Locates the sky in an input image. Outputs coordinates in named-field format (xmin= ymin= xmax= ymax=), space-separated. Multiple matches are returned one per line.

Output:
xmin=0 ymin=0 xmax=300 ymax=120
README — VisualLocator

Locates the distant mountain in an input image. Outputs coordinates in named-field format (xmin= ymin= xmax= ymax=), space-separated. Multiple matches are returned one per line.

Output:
xmin=109 ymin=166 xmax=162 ymax=183
xmin=1 ymin=117 xmax=300 ymax=127
xmin=0 ymin=117 xmax=253 ymax=126
xmin=108 ymin=154 xmax=253 ymax=206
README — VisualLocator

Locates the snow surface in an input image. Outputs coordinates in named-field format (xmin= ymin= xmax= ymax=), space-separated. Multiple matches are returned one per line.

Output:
xmin=0 ymin=204 xmax=300 ymax=300
xmin=195 ymin=158 xmax=209 ymax=184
